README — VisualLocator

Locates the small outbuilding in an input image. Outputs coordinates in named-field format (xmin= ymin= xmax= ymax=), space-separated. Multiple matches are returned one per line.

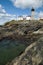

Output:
xmin=26 ymin=16 xmax=31 ymax=20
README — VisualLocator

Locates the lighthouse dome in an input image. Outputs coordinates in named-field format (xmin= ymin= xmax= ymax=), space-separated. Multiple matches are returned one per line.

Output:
xmin=31 ymin=8 xmax=35 ymax=11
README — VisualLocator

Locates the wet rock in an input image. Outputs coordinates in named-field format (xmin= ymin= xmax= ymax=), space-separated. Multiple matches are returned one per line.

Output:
xmin=8 ymin=37 xmax=43 ymax=65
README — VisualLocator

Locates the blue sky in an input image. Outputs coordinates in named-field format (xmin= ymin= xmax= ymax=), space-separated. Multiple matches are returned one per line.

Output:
xmin=0 ymin=0 xmax=31 ymax=15
xmin=0 ymin=0 xmax=43 ymax=25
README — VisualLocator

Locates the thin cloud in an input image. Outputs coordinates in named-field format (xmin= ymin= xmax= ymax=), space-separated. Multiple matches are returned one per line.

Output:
xmin=39 ymin=11 xmax=43 ymax=18
xmin=0 ymin=4 xmax=6 ymax=13
xmin=0 ymin=4 xmax=16 ymax=25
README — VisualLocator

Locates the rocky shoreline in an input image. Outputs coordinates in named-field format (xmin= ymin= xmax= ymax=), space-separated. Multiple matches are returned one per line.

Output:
xmin=0 ymin=20 xmax=43 ymax=65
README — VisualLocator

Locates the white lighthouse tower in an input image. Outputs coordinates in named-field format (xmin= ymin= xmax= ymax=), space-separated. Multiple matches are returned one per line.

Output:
xmin=31 ymin=8 xmax=35 ymax=20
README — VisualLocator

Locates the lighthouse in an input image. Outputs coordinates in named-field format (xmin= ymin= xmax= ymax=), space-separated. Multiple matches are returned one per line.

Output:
xmin=31 ymin=8 xmax=35 ymax=20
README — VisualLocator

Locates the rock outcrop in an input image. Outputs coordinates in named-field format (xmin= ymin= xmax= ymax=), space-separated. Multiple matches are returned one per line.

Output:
xmin=7 ymin=37 xmax=43 ymax=65
xmin=0 ymin=20 xmax=43 ymax=65
xmin=0 ymin=20 xmax=43 ymax=40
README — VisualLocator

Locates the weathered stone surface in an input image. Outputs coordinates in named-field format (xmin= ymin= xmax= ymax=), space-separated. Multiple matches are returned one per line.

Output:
xmin=0 ymin=20 xmax=43 ymax=65
xmin=9 ymin=37 xmax=43 ymax=65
